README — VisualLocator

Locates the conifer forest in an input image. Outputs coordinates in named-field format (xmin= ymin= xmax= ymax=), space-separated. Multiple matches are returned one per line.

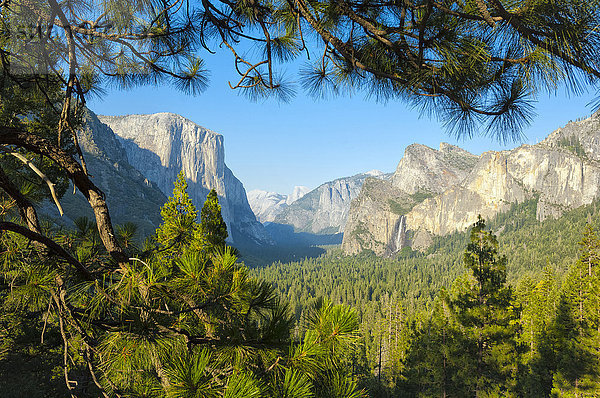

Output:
xmin=2 ymin=0 xmax=600 ymax=396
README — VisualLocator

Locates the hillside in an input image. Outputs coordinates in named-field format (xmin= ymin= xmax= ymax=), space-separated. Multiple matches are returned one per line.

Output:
xmin=343 ymin=111 xmax=600 ymax=256
xmin=256 ymin=195 xmax=596 ymax=314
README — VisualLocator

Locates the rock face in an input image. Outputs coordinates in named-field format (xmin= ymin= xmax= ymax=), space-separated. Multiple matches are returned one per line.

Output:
xmin=40 ymin=110 xmax=168 ymax=237
xmin=274 ymin=171 xmax=390 ymax=234
xmin=247 ymin=186 xmax=310 ymax=223
xmin=97 ymin=113 xmax=272 ymax=246
xmin=343 ymin=111 xmax=600 ymax=255
xmin=391 ymin=143 xmax=478 ymax=194
xmin=287 ymin=186 xmax=311 ymax=204
xmin=342 ymin=144 xmax=477 ymax=255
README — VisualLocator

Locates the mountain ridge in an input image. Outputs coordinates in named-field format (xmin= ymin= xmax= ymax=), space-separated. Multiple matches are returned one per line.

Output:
xmin=342 ymin=112 xmax=600 ymax=256
xmin=247 ymin=186 xmax=310 ymax=223
xmin=272 ymin=170 xmax=391 ymax=235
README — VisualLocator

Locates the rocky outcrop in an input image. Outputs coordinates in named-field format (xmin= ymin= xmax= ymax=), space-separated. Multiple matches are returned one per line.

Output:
xmin=342 ymin=178 xmax=409 ymax=255
xmin=274 ymin=171 xmax=389 ymax=234
xmin=342 ymin=144 xmax=476 ymax=255
xmin=343 ymin=111 xmax=600 ymax=255
xmin=247 ymin=186 xmax=310 ymax=223
xmin=405 ymin=150 xmax=528 ymax=240
xmin=391 ymin=143 xmax=478 ymax=194
xmin=97 ymin=113 xmax=272 ymax=245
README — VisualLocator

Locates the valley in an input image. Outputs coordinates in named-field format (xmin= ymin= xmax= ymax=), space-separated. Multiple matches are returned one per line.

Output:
xmin=7 ymin=106 xmax=600 ymax=397
xmin=3 ymin=1 xmax=600 ymax=396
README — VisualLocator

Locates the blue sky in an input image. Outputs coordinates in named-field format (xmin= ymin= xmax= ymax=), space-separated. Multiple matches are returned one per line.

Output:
xmin=88 ymin=50 xmax=599 ymax=194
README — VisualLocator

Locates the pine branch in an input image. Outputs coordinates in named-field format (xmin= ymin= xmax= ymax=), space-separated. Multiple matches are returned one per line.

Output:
xmin=2 ymin=149 xmax=65 ymax=216
xmin=0 ymin=221 xmax=92 ymax=279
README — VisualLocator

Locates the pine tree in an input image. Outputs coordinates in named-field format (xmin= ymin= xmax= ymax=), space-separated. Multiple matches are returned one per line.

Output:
xmin=549 ymin=224 xmax=600 ymax=396
xmin=199 ymin=189 xmax=228 ymax=251
xmin=0 ymin=172 xmax=368 ymax=396
xmin=402 ymin=293 xmax=472 ymax=397
xmin=516 ymin=268 xmax=559 ymax=397
xmin=155 ymin=171 xmax=200 ymax=257
xmin=448 ymin=216 xmax=521 ymax=397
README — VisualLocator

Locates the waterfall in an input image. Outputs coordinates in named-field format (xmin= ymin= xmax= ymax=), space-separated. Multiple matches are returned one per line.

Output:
xmin=393 ymin=215 xmax=406 ymax=252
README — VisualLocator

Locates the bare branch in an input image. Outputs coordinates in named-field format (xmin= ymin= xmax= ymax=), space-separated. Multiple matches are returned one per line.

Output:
xmin=0 ymin=127 xmax=129 ymax=266
xmin=3 ymin=149 xmax=64 ymax=216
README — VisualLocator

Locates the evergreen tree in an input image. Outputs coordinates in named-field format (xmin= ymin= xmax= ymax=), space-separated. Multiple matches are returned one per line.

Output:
xmin=447 ymin=216 xmax=521 ymax=397
xmin=0 ymin=173 xmax=368 ymax=397
xmin=199 ymin=189 xmax=228 ymax=250
xmin=515 ymin=268 xmax=559 ymax=397
xmin=549 ymin=224 xmax=600 ymax=396
xmin=155 ymin=171 xmax=200 ymax=257
xmin=402 ymin=293 xmax=472 ymax=397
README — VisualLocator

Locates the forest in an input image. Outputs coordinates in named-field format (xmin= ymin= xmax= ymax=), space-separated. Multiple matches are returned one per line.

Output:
xmin=2 ymin=0 xmax=600 ymax=396
xmin=3 ymin=171 xmax=600 ymax=396
xmin=255 ymin=198 xmax=600 ymax=396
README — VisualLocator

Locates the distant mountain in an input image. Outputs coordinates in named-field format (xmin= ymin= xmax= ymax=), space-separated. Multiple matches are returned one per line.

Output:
xmin=97 ymin=113 xmax=273 ymax=246
xmin=247 ymin=186 xmax=310 ymax=223
xmin=273 ymin=170 xmax=391 ymax=235
xmin=342 ymin=111 xmax=600 ymax=256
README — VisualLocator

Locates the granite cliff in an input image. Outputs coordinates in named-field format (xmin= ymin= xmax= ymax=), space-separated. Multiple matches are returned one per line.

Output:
xmin=247 ymin=186 xmax=310 ymax=223
xmin=342 ymin=111 xmax=600 ymax=255
xmin=273 ymin=170 xmax=390 ymax=234
xmin=97 ymin=113 xmax=272 ymax=246
xmin=41 ymin=110 xmax=167 ymax=237
xmin=342 ymin=144 xmax=477 ymax=255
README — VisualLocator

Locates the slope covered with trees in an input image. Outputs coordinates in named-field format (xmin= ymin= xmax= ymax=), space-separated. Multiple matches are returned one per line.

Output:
xmin=255 ymin=198 xmax=600 ymax=396
xmin=256 ymin=197 xmax=598 ymax=314
xmin=0 ymin=174 xmax=368 ymax=397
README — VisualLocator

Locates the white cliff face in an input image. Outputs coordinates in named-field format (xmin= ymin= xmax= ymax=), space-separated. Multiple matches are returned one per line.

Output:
xmin=342 ymin=178 xmax=407 ymax=255
xmin=391 ymin=143 xmax=478 ymax=194
xmin=287 ymin=186 xmax=311 ymax=205
xmin=343 ymin=112 xmax=600 ymax=255
xmin=541 ymin=111 xmax=600 ymax=160
xmin=247 ymin=190 xmax=287 ymax=223
xmin=247 ymin=186 xmax=310 ymax=223
xmin=275 ymin=172 xmax=390 ymax=234
xmin=44 ymin=110 xmax=169 ymax=237
xmin=97 ymin=113 xmax=272 ymax=245
xmin=405 ymin=150 xmax=529 ymax=238
xmin=342 ymin=144 xmax=476 ymax=255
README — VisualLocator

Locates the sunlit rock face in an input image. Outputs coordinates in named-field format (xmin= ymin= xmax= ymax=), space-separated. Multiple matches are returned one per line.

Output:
xmin=98 ymin=113 xmax=272 ymax=246
xmin=247 ymin=186 xmax=310 ymax=223
xmin=274 ymin=171 xmax=390 ymax=235
xmin=391 ymin=143 xmax=478 ymax=194
xmin=342 ymin=143 xmax=476 ymax=255
xmin=343 ymin=111 xmax=600 ymax=255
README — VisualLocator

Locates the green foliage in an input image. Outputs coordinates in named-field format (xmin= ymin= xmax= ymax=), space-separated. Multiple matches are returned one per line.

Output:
xmin=547 ymin=224 xmax=600 ymax=396
xmin=387 ymin=199 xmax=412 ymax=215
xmin=200 ymin=189 xmax=228 ymax=250
xmin=0 ymin=58 xmax=73 ymax=208
xmin=388 ymin=191 xmax=433 ymax=215
xmin=0 ymin=174 xmax=367 ymax=397
xmin=557 ymin=136 xmax=587 ymax=158
xmin=155 ymin=171 xmax=200 ymax=257
xmin=8 ymin=175 xmax=600 ymax=397
xmin=257 ymin=202 xmax=600 ymax=396
xmin=447 ymin=217 xmax=521 ymax=396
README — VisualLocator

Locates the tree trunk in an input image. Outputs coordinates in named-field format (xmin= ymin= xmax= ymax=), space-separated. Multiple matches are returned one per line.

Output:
xmin=0 ymin=127 xmax=128 ymax=266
